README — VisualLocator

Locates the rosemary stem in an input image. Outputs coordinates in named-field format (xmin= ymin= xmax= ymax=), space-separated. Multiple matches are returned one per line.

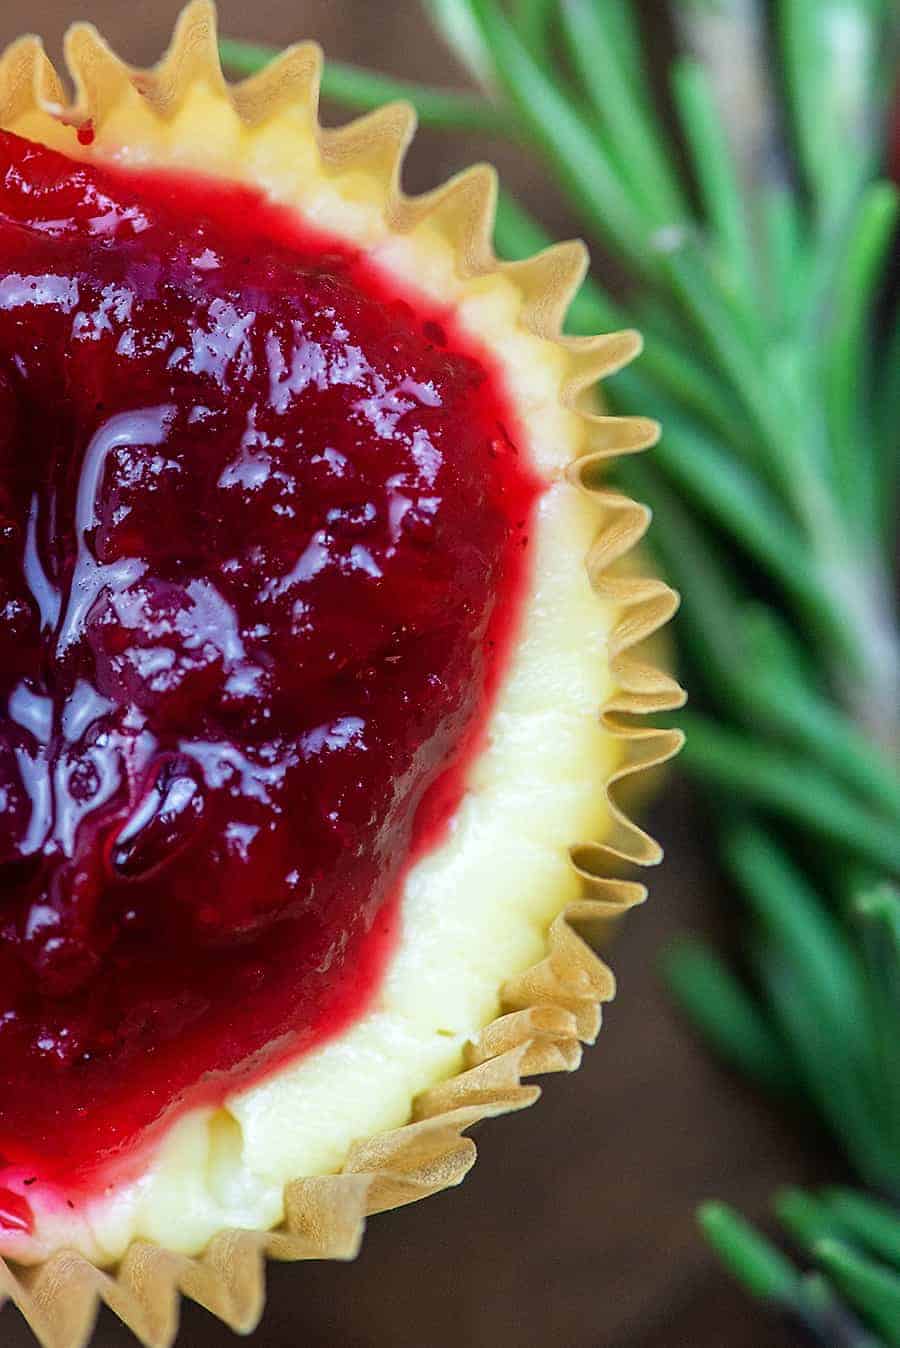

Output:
xmin=854 ymin=889 xmax=900 ymax=1166
xmin=559 ymin=0 xmax=688 ymax=227
xmin=824 ymin=182 xmax=899 ymax=535
xmin=679 ymin=715 xmax=900 ymax=877
xmin=512 ymin=0 xmax=555 ymax=56
xmin=670 ymin=56 xmax=759 ymax=326
xmin=664 ymin=938 xmax=795 ymax=1094
xmin=814 ymin=1240 xmax=900 ymax=1346
xmin=698 ymin=1203 xmax=802 ymax=1304
xmin=466 ymin=0 xmax=656 ymax=274
xmin=824 ymin=1190 xmax=900 ymax=1269
xmin=219 ymin=38 xmax=520 ymax=138
xmin=777 ymin=1189 xmax=842 ymax=1253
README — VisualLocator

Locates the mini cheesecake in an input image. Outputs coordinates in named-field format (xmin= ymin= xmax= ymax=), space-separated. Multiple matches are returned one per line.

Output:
xmin=0 ymin=0 xmax=681 ymax=1304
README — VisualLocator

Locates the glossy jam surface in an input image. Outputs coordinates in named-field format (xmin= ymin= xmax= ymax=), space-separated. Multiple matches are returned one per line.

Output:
xmin=0 ymin=131 xmax=539 ymax=1206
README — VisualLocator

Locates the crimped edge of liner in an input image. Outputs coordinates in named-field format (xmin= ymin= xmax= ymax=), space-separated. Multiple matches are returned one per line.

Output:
xmin=0 ymin=4 xmax=685 ymax=1344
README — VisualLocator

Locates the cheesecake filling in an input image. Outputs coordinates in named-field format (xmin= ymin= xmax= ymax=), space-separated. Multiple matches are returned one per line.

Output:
xmin=0 ymin=130 xmax=541 ymax=1219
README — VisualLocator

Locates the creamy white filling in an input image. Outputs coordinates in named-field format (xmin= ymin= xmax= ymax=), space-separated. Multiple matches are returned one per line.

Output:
xmin=2 ymin=83 xmax=619 ymax=1265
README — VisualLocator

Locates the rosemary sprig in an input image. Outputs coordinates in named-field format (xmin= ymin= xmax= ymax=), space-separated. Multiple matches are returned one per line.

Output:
xmin=223 ymin=2 xmax=900 ymax=1340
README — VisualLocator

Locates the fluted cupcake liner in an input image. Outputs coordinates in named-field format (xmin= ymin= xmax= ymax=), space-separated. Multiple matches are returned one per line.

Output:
xmin=0 ymin=4 xmax=684 ymax=1344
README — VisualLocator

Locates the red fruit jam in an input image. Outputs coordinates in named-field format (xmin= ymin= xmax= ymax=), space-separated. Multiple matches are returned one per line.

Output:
xmin=0 ymin=130 xmax=541 ymax=1208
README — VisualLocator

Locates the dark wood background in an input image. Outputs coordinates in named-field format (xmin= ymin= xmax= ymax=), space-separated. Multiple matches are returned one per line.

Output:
xmin=0 ymin=4 xmax=827 ymax=1345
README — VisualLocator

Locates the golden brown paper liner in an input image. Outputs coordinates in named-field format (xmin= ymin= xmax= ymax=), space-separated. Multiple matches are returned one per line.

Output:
xmin=0 ymin=4 xmax=685 ymax=1343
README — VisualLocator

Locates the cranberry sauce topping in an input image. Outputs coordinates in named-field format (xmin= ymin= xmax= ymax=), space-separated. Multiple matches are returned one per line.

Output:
xmin=0 ymin=130 xmax=540 ymax=1198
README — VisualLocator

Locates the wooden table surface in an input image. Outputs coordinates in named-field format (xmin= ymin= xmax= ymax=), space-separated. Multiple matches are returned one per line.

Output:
xmin=0 ymin=4 xmax=826 ymax=1345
